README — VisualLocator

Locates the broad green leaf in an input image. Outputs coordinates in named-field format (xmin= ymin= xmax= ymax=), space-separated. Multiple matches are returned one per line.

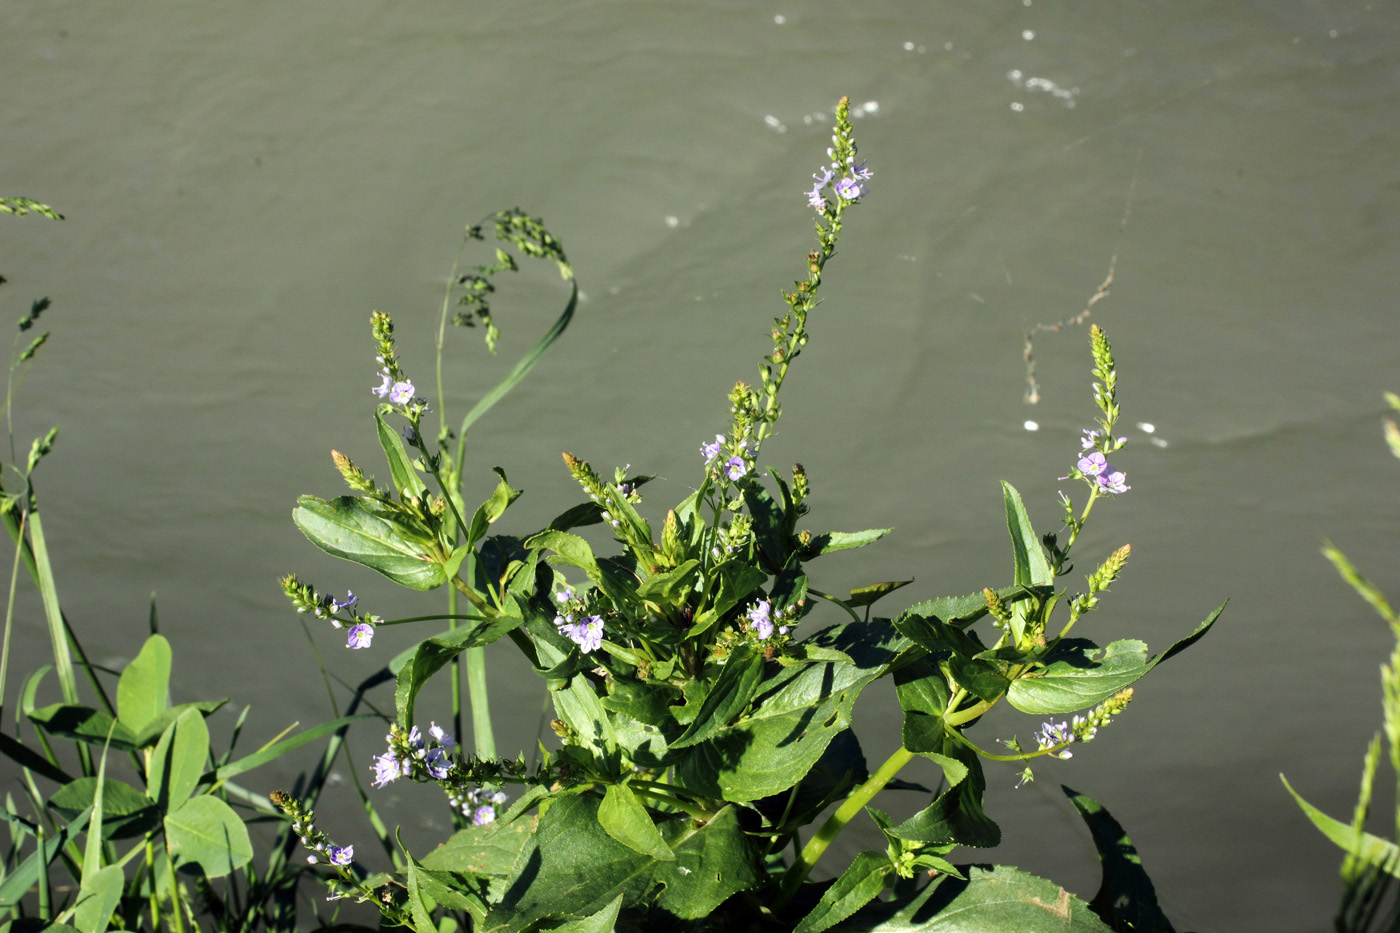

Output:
xmin=1063 ymin=786 xmax=1176 ymax=933
xmin=794 ymin=850 xmax=891 ymax=933
xmin=889 ymin=740 xmax=997 ymax=849
xmin=599 ymin=783 xmax=674 ymax=860
xmin=293 ymin=495 xmax=446 ymax=590
xmin=148 ymin=708 xmax=209 ymax=811
xmin=405 ymin=842 xmax=487 ymax=931
xmin=803 ymin=528 xmax=893 ymax=557
xmin=117 ymin=633 xmax=171 ymax=735
xmin=134 ymin=700 xmax=227 ymax=749
xmin=1282 ymin=775 xmax=1400 ymax=879
xmin=420 ymin=818 xmax=535 ymax=875
xmin=833 ymin=864 xmax=1113 ymax=932
xmin=488 ymin=795 xmax=760 ymax=931
xmin=163 ymin=795 xmax=253 ymax=877
xmin=894 ymin=657 xmax=951 ymax=755
xmin=674 ymin=622 xmax=908 ymax=802
xmin=71 ymin=864 xmax=122 ymax=933
xmin=27 ymin=705 xmax=138 ymax=752
xmin=1008 ymin=602 xmax=1224 ymax=714
xmin=394 ymin=614 xmax=526 ymax=727
xmin=755 ymin=729 xmax=869 ymax=832
xmin=376 ymin=410 xmax=427 ymax=498
xmin=670 ymin=647 xmax=765 ymax=749
xmin=552 ymin=673 xmax=618 ymax=766
xmin=48 ymin=778 xmax=159 ymax=840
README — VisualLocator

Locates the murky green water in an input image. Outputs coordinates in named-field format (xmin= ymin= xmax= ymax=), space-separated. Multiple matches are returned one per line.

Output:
xmin=4 ymin=3 xmax=1398 ymax=929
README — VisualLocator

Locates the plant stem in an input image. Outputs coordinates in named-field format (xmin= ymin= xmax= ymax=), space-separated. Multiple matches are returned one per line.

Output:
xmin=774 ymin=743 xmax=916 ymax=909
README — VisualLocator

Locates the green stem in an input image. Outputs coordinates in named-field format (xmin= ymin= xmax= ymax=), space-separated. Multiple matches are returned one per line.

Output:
xmin=774 ymin=743 xmax=915 ymax=909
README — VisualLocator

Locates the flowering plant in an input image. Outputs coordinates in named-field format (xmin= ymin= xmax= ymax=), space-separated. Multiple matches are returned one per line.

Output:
xmin=280 ymin=99 xmax=1222 ymax=932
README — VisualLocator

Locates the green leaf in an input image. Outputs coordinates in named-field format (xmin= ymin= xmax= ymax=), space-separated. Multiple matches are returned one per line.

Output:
xmin=27 ymin=705 xmax=138 ymax=753
xmin=889 ymin=739 xmax=997 ymax=849
xmin=163 ymin=795 xmax=253 ymax=878
xmin=214 ymin=714 xmax=375 ymax=783
xmin=394 ymin=614 xmax=526 ymax=727
xmin=804 ymin=528 xmax=893 ymax=557
xmin=670 ymin=647 xmax=765 ymax=749
xmin=488 ymin=795 xmax=761 ymax=931
xmin=599 ymin=784 xmax=674 ymax=860
xmin=673 ymin=622 xmax=908 ymax=802
xmin=1008 ymin=602 xmax=1224 ymax=715
xmin=420 ymin=818 xmax=536 ymax=875
xmin=894 ymin=657 xmax=951 ymax=755
xmin=743 ymin=479 xmax=789 ymax=565
xmin=293 ymin=495 xmax=446 ymax=590
xmin=636 ymin=559 xmax=700 ymax=604
xmin=117 ymin=633 xmax=171 ymax=735
xmin=467 ymin=467 xmax=521 ymax=548
xmin=458 ymin=279 xmax=579 ymax=437
xmin=794 ymin=850 xmax=891 ymax=933
xmin=849 ymin=579 xmax=913 ymax=609
xmin=133 ymin=700 xmax=227 ymax=749
xmin=1063 ymin=786 xmax=1176 ymax=933
xmin=1002 ymin=482 xmax=1052 ymax=587
xmin=546 ymin=894 xmax=625 ymax=933
xmin=148 ymin=708 xmax=209 ymax=812
xmin=376 ymin=410 xmax=427 ymax=498
xmin=71 ymin=864 xmax=123 ymax=933
xmin=833 ymin=864 xmax=1113 ymax=932
xmin=48 ymin=778 xmax=160 ymax=839
xmin=1282 ymin=774 xmax=1400 ymax=879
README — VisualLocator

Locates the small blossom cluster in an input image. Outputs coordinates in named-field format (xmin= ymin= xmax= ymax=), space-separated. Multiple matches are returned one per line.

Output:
xmin=805 ymin=123 xmax=872 ymax=212
xmin=744 ymin=598 xmax=794 ymax=640
xmin=710 ymin=513 xmax=753 ymax=563
xmin=1068 ymin=429 xmax=1129 ymax=495
xmin=371 ymin=722 xmax=459 ymax=789
xmin=269 ymin=790 xmax=354 ymax=868
xmin=554 ymin=585 xmax=605 ymax=653
xmin=372 ymin=361 xmax=415 ymax=406
xmin=1033 ymin=688 xmax=1134 ymax=761
xmin=701 ymin=433 xmax=751 ymax=481
xmin=446 ymin=785 xmax=510 ymax=826
xmin=562 ymin=453 xmax=635 ymax=531
xmin=281 ymin=575 xmax=381 ymax=649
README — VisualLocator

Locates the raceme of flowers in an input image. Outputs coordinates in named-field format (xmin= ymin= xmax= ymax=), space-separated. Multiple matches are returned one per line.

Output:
xmin=1070 ymin=428 xmax=1129 ymax=495
xmin=805 ymin=150 xmax=872 ymax=211
xmin=281 ymin=575 xmax=382 ymax=649
xmin=372 ymin=355 xmax=415 ymax=406
xmin=701 ymin=433 xmax=751 ymax=481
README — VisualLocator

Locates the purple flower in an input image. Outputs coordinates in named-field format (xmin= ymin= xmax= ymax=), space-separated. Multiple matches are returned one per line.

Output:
xmin=559 ymin=614 xmax=604 ymax=653
xmin=850 ymin=160 xmax=873 ymax=181
xmin=1036 ymin=720 xmax=1075 ymax=759
xmin=472 ymin=806 xmax=496 ymax=826
xmin=556 ymin=586 xmax=575 ymax=603
xmin=725 ymin=456 xmax=748 ymax=481
xmin=326 ymin=845 xmax=354 ymax=866
xmin=428 ymin=721 xmax=457 ymax=751
xmin=747 ymin=600 xmax=774 ymax=640
xmin=372 ymin=371 xmax=393 ymax=398
xmin=347 ymin=623 xmax=374 ymax=649
xmin=812 ymin=166 xmax=835 ymax=187
xmin=1077 ymin=451 xmax=1107 ymax=476
xmin=701 ymin=434 xmax=726 ymax=465
xmin=1096 ymin=470 xmax=1130 ymax=495
xmin=389 ymin=380 xmax=415 ymax=405
xmin=834 ymin=177 xmax=866 ymax=201
xmin=424 ymin=746 xmax=452 ymax=780
xmin=806 ymin=183 xmax=827 ymax=210
xmin=371 ymin=751 xmax=404 ymax=788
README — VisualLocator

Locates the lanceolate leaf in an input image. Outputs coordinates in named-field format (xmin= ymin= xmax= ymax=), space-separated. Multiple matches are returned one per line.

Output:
xmin=1002 ymin=482 xmax=1052 ymax=587
xmin=599 ymin=783 xmax=674 ymax=860
xmin=1007 ymin=602 xmax=1225 ymax=715
xmin=803 ymin=528 xmax=893 ymax=557
xmin=794 ymin=850 xmax=891 ymax=933
xmin=294 ymin=495 xmax=446 ymax=590
xmin=148 ymin=708 xmax=210 ymax=812
xmin=1282 ymin=775 xmax=1400 ymax=880
xmin=394 ymin=615 xmax=526 ymax=727
xmin=376 ymin=410 xmax=427 ymax=499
